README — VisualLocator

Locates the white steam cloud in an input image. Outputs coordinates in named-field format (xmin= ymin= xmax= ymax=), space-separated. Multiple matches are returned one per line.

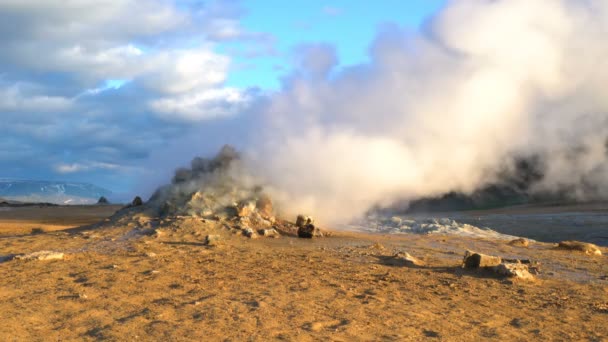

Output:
xmin=244 ymin=0 xmax=608 ymax=223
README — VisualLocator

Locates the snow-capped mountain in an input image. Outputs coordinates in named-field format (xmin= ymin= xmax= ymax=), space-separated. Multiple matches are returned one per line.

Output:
xmin=0 ymin=179 xmax=111 ymax=205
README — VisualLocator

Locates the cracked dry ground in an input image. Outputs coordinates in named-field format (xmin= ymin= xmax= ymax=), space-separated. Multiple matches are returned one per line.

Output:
xmin=0 ymin=210 xmax=607 ymax=341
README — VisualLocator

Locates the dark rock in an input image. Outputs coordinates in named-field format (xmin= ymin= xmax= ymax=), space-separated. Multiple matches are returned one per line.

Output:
xmin=243 ymin=228 xmax=258 ymax=239
xmin=132 ymin=196 xmax=143 ymax=207
xmin=297 ymin=224 xmax=321 ymax=238
xmin=463 ymin=251 xmax=502 ymax=268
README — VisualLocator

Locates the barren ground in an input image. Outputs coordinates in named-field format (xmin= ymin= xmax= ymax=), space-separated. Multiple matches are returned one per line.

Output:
xmin=0 ymin=205 xmax=606 ymax=341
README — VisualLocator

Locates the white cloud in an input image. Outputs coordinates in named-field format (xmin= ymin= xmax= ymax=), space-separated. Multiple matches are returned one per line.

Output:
xmin=0 ymin=0 xmax=260 ymax=186
xmin=0 ymin=83 xmax=72 ymax=112
xmin=149 ymin=87 xmax=251 ymax=121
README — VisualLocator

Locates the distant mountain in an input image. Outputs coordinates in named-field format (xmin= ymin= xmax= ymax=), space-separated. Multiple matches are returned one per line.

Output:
xmin=0 ymin=180 xmax=111 ymax=205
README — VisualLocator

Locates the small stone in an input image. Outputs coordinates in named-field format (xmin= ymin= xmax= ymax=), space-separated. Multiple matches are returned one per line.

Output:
xmin=462 ymin=251 xmax=502 ymax=268
xmin=243 ymin=227 xmax=258 ymax=239
xmin=259 ymin=228 xmax=280 ymax=238
xmin=297 ymin=224 xmax=322 ymax=238
xmin=15 ymin=251 xmax=64 ymax=261
xmin=205 ymin=234 xmax=222 ymax=246
xmin=146 ymin=252 xmax=157 ymax=258
xmin=295 ymin=215 xmax=314 ymax=228
xmin=493 ymin=263 xmax=535 ymax=280
xmin=508 ymin=238 xmax=529 ymax=247
xmin=557 ymin=241 xmax=602 ymax=256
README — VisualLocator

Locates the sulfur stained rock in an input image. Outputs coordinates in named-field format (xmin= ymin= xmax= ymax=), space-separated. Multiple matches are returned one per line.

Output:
xmin=556 ymin=241 xmax=602 ymax=256
xmin=463 ymin=251 xmax=502 ymax=268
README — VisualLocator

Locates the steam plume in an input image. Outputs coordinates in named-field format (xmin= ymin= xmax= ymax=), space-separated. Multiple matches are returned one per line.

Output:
xmin=244 ymin=0 xmax=608 ymax=223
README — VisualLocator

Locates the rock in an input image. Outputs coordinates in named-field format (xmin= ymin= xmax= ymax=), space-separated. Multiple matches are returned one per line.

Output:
xmin=259 ymin=228 xmax=280 ymax=238
xmin=0 ymin=254 xmax=17 ymax=263
xmin=97 ymin=196 xmax=109 ymax=204
xmin=508 ymin=238 xmax=529 ymax=247
xmin=236 ymin=201 xmax=255 ymax=217
xmin=493 ymin=263 xmax=535 ymax=280
xmin=243 ymin=227 xmax=258 ymax=239
xmin=557 ymin=241 xmax=602 ymax=256
xmin=132 ymin=196 xmax=143 ymax=207
xmin=463 ymin=251 xmax=502 ymax=268
xmin=297 ymin=224 xmax=322 ymax=238
xmin=205 ymin=234 xmax=222 ymax=246
xmin=256 ymin=195 xmax=273 ymax=218
xmin=296 ymin=215 xmax=314 ymax=228
xmin=393 ymin=252 xmax=424 ymax=267
xmin=15 ymin=251 xmax=64 ymax=261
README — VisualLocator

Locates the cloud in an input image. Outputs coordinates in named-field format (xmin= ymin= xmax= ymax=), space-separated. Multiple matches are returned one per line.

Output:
xmin=0 ymin=0 xmax=262 ymax=190
xmin=244 ymin=0 xmax=608 ymax=223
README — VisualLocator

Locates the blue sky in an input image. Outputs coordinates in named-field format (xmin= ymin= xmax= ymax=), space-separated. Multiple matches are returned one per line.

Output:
xmin=0 ymin=0 xmax=444 ymax=197
xmin=225 ymin=1 xmax=444 ymax=89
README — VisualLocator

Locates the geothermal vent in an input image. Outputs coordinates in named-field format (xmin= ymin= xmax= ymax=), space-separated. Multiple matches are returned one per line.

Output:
xmin=149 ymin=145 xmax=273 ymax=221
xmin=142 ymin=145 xmax=319 ymax=238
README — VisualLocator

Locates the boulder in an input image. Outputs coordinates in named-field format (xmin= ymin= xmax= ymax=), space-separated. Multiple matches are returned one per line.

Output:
xmin=557 ymin=241 xmax=602 ymax=256
xmin=463 ymin=251 xmax=502 ymax=268
xmin=493 ymin=263 xmax=535 ymax=280
xmin=296 ymin=215 xmax=314 ymax=228
xmin=393 ymin=252 xmax=424 ymax=267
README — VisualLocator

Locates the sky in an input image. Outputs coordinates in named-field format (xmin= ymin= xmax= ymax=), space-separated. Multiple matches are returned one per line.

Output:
xmin=0 ymin=0 xmax=443 ymax=196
